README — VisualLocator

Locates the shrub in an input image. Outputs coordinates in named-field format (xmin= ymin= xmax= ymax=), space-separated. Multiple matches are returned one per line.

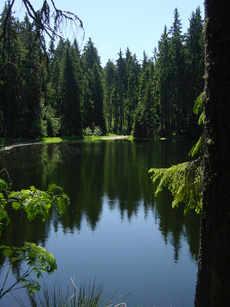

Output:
xmin=83 ymin=127 xmax=93 ymax=136
xmin=93 ymin=126 xmax=103 ymax=136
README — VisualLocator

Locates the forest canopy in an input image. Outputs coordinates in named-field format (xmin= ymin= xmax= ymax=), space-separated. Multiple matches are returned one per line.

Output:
xmin=0 ymin=2 xmax=204 ymax=140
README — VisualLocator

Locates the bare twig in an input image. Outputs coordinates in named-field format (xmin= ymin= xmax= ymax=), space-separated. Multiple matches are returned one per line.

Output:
xmin=0 ymin=264 xmax=11 ymax=298
xmin=0 ymin=265 xmax=32 ymax=299
xmin=0 ymin=0 xmax=84 ymax=64
xmin=0 ymin=168 xmax=12 ymax=188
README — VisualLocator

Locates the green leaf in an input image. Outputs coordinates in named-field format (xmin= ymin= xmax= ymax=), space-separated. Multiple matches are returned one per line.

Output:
xmin=0 ymin=177 xmax=69 ymax=298
xmin=3 ymin=248 xmax=12 ymax=258
xmin=12 ymin=202 xmax=21 ymax=210
xmin=0 ymin=179 xmax=9 ymax=192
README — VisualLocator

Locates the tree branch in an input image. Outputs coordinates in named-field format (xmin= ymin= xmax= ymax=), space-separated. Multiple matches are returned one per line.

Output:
xmin=0 ymin=0 xmax=84 ymax=64
xmin=0 ymin=265 xmax=32 ymax=299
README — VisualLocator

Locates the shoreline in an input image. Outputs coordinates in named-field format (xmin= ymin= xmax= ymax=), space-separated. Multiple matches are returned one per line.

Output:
xmin=0 ymin=135 xmax=129 ymax=151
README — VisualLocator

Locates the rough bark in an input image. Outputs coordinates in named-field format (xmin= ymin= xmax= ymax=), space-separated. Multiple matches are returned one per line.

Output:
xmin=195 ymin=0 xmax=230 ymax=306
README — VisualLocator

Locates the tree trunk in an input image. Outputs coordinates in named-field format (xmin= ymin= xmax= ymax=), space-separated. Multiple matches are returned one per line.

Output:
xmin=195 ymin=1 xmax=230 ymax=306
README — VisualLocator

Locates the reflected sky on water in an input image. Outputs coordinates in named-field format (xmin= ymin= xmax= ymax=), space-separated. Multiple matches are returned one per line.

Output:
xmin=0 ymin=140 xmax=200 ymax=306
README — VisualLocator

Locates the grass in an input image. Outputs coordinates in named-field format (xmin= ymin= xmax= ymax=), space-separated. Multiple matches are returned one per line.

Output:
xmin=37 ymin=136 xmax=83 ymax=143
xmin=0 ymin=135 xmax=134 ymax=148
xmin=16 ymin=277 xmax=127 ymax=307
xmin=82 ymin=135 xmax=106 ymax=141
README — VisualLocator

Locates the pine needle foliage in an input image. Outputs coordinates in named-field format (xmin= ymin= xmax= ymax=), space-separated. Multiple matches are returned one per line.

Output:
xmin=189 ymin=134 xmax=204 ymax=157
xmin=189 ymin=92 xmax=205 ymax=157
xmin=149 ymin=158 xmax=203 ymax=215
xmin=149 ymin=92 xmax=205 ymax=215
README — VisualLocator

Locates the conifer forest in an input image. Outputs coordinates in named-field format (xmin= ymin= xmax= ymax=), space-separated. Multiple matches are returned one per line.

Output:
xmin=0 ymin=3 xmax=204 ymax=140
xmin=1 ymin=1 xmax=230 ymax=305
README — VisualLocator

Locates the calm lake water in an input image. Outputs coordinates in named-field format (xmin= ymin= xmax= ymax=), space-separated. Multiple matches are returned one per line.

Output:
xmin=0 ymin=139 xmax=200 ymax=306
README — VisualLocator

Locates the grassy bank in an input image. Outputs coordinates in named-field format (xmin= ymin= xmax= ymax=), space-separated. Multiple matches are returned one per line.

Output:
xmin=0 ymin=135 xmax=133 ymax=149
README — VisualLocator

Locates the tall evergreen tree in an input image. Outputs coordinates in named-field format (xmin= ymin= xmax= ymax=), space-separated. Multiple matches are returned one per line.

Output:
xmin=83 ymin=37 xmax=101 ymax=70
xmin=81 ymin=68 xmax=94 ymax=129
xmin=155 ymin=25 xmax=171 ymax=134
xmin=195 ymin=0 xmax=230 ymax=305
xmin=20 ymin=15 xmax=44 ymax=138
xmin=48 ymin=39 xmax=67 ymax=117
xmin=82 ymin=38 xmax=104 ymax=131
xmin=115 ymin=49 xmax=126 ymax=134
xmin=142 ymin=51 xmax=149 ymax=71
xmin=124 ymin=50 xmax=140 ymax=133
xmin=59 ymin=44 xmax=82 ymax=136
xmin=169 ymin=8 xmax=186 ymax=133
xmin=70 ymin=38 xmax=84 ymax=122
xmin=133 ymin=61 xmax=158 ymax=138
xmin=91 ymin=62 xmax=105 ymax=131
xmin=0 ymin=2 xmax=22 ymax=138
xmin=103 ymin=59 xmax=116 ymax=133
xmin=185 ymin=7 xmax=204 ymax=135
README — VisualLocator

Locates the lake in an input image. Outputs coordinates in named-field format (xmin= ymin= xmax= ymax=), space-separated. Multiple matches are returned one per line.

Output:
xmin=0 ymin=139 xmax=200 ymax=306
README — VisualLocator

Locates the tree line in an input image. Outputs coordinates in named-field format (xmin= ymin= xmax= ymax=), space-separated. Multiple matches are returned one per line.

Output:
xmin=0 ymin=2 xmax=204 ymax=140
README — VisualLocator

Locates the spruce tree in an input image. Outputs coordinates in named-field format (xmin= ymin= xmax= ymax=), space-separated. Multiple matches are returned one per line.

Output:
xmin=59 ymin=44 xmax=82 ymax=136
xmin=142 ymin=51 xmax=149 ymax=72
xmin=81 ymin=68 xmax=94 ymax=129
xmin=0 ymin=3 xmax=23 ymax=138
xmin=20 ymin=14 xmax=44 ymax=138
xmin=91 ymin=62 xmax=105 ymax=132
xmin=133 ymin=62 xmax=157 ymax=138
xmin=48 ymin=39 xmax=66 ymax=117
xmin=115 ymin=50 xmax=126 ymax=134
xmin=124 ymin=51 xmax=140 ymax=134
xmin=82 ymin=38 xmax=104 ymax=132
xmin=169 ymin=8 xmax=186 ymax=133
xmin=185 ymin=7 xmax=204 ymax=135
xmin=83 ymin=37 xmax=101 ymax=70
xmin=103 ymin=60 xmax=116 ymax=133
xmin=155 ymin=26 xmax=171 ymax=134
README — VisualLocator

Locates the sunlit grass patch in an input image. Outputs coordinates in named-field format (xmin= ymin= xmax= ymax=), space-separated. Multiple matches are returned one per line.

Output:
xmin=38 ymin=137 xmax=63 ymax=143
xmin=38 ymin=136 xmax=83 ymax=143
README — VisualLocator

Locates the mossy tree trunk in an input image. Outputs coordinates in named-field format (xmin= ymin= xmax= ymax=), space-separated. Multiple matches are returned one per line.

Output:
xmin=195 ymin=0 xmax=230 ymax=306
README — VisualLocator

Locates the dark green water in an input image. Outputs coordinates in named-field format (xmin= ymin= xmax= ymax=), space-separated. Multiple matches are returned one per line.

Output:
xmin=0 ymin=140 xmax=200 ymax=306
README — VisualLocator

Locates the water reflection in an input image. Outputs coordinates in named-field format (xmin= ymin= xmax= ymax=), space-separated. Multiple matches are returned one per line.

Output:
xmin=0 ymin=140 xmax=200 ymax=279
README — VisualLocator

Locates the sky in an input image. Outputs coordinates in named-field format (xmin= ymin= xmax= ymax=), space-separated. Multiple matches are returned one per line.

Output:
xmin=2 ymin=0 xmax=205 ymax=67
